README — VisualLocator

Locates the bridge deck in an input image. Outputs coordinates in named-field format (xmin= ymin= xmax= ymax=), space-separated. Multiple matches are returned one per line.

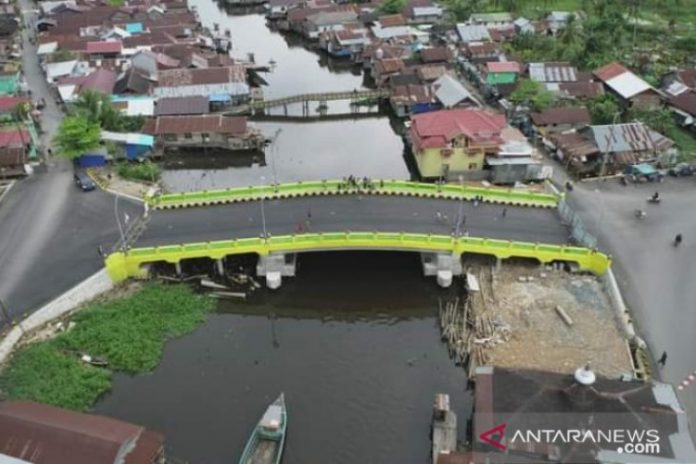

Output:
xmin=137 ymin=196 xmax=567 ymax=248
xmin=251 ymin=90 xmax=388 ymax=109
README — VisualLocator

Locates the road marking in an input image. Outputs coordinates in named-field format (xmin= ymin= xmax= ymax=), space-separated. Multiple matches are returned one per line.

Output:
xmin=0 ymin=180 xmax=16 ymax=205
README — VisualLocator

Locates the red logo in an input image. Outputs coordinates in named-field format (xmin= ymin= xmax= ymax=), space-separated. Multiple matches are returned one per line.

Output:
xmin=479 ymin=423 xmax=507 ymax=450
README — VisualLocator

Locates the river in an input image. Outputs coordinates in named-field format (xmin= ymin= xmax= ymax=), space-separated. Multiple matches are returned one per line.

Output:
xmin=160 ymin=5 xmax=411 ymax=192
xmin=95 ymin=252 xmax=471 ymax=463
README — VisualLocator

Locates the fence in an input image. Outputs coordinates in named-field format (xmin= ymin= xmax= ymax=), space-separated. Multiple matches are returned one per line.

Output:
xmin=558 ymin=199 xmax=598 ymax=249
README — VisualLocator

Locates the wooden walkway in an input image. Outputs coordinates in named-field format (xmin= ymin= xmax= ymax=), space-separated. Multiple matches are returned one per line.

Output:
xmin=250 ymin=89 xmax=388 ymax=110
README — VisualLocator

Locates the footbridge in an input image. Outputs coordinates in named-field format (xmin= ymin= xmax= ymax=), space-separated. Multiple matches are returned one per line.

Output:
xmin=249 ymin=89 xmax=388 ymax=112
xmin=106 ymin=181 xmax=610 ymax=288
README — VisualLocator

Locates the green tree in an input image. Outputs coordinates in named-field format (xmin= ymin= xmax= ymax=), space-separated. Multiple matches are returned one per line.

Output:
xmin=379 ymin=0 xmax=406 ymax=14
xmin=73 ymin=90 xmax=129 ymax=132
xmin=509 ymin=79 xmax=554 ymax=111
xmin=627 ymin=108 xmax=673 ymax=134
xmin=587 ymin=94 xmax=620 ymax=124
xmin=54 ymin=115 xmax=101 ymax=159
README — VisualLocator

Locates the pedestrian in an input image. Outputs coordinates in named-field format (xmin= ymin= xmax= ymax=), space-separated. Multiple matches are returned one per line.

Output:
xmin=97 ymin=245 xmax=104 ymax=257
xmin=47 ymin=148 xmax=52 ymax=157
xmin=307 ymin=209 xmax=312 ymax=220
xmin=436 ymin=210 xmax=442 ymax=222
xmin=502 ymin=207 xmax=507 ymax=218
xmin=657 ymin=351 xmax=667 ymax=367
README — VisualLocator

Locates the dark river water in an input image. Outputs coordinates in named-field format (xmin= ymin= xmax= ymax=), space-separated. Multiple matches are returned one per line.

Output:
xmin=160 ymin=5 xmax=410 ymax=192
xmin=95 ymin=252 xmax=471 ymax=463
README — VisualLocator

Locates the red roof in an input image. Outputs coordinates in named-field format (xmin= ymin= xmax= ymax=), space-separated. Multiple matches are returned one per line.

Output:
xmin=0 ymin=128 xmax=31 ymax=147
xmin=410 ymin=109 xmax=506 ymax=150
xmin=486 ymin=61 xmax=521 ymax=74
xmin=669 ymin=91 xmax=696 ymax=116
xmin=0 ymin=96 xmax=29 ymax=112
xmin=143 ymin=115 xmax=248 ymax=135
xmin=85 ymin=40 xmax=123 ymax=54
xmin=593 ymin=61 xmax=628 ymax=82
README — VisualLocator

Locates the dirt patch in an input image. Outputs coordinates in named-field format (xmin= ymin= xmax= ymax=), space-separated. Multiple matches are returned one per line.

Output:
xmin=471 ymin=263 xmax=633 ymax=378
xmin=89 ymin=167 xmax=156 ymax=199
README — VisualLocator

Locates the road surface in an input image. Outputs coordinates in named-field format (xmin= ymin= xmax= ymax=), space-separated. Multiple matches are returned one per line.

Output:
xmin=137 ymin=196 xmax=569 ymax=247
xmin=566 ymin=177 xmax=696 ymax=437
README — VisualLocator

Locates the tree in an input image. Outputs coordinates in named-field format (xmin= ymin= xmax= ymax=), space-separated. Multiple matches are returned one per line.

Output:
xmin=379 ymin=0 xmax=406 ymax=14
xmin=587 ymin=94 xmax=620 ymax=124
xmin=73 ymin=90 xmax=131 ymax=132
xmin=627 ymin=108 xmax=673 ymax=134
xmin=54 ymin=115 xmax=101 ymax=159
xmin=509 ymin=79 xmax=554 ymax=111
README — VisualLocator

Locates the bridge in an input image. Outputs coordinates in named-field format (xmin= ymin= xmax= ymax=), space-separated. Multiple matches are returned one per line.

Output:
xmin=105 ymin=182 xmax=610 ymax=288
xmin=244 ymin=89 xmax=388 ymax=116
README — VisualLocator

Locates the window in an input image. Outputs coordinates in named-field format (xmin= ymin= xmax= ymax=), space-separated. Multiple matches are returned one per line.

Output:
xmin=201 ymin=133 xmax=209 ymax=142
xmin=163 ymin=134 xmax=176 ymax=142
xmin=468 ymin=163 xmax=478 ymax=170
xmin=184 ymin=133 xmax=193 ymax=139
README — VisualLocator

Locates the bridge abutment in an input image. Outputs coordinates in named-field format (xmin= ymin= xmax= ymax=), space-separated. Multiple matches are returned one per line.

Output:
xmin=256 ymin=253 xmax=297 ymax=289
xmin=421 ymin=253 xmax=463 ymax=288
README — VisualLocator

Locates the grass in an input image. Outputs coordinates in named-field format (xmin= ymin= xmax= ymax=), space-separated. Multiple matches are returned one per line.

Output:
xmin=116 ymin=161 xmax=161 ymax=183
xmin=0 ymin=283 xmax=214 ymax=410
xmin=668 ymin=126 xmax=696 ymax=162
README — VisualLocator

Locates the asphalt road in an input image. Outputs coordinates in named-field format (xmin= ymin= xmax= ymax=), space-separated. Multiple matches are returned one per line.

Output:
xmin=137 ymin=196 xmax=569 ymax=247
xmin=0 ymin=162 xmax=142 ymax=322
xmin=566 ymin=177 xmax=696 ymax=437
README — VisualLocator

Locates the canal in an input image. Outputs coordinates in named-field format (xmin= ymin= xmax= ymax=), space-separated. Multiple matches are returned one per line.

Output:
xmin=160 ymin=3 xmax=411 ymax=192
xmin=95 ymin=252 xmax=471 ymax=463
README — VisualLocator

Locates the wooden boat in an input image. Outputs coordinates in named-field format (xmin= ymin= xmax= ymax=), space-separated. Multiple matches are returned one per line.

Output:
xmin=239 ymin=393 xmax=287 ymax=464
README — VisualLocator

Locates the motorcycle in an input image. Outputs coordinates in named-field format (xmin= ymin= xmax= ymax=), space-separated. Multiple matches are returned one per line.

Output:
xmin=635 ymin=209 xmax=647 ymax=219
xmin=647 ymin=197 xmax=661 ymax=204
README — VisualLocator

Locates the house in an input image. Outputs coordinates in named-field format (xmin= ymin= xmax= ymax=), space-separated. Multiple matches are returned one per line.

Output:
xmin=556 ymin=81 xmax=604 ymax=100
xmin=303 ymin=9 xmax=358 ymax=40
xmin=113 ymin=67 xmax=154 ymax=95
xmin=320 ymin=29 xmax=371 ymax=58
xmin=420 ymin=47 xmax=452 ymax=65
xmin=0 ymin=127 xmax=32 ymax=176
xmin=56 ymin=68 xmax=117 ymax=102
xmin=485 ymin=61 xmax=520 ymax=86
xmin=44 ymin=59 xmax=83 ymax=83
xmin=487 ymin=26 xmax=516 ymax=43
xmin=593 ymin=62 xmax=662 ymax=110
xmin=101 ymin=130 xmax=154 ymax=159
xmin=661 ymin=68 xmax=696 ymax=97
xmin=372 ymin=58 xmax=404 ymax=85
xmin=408 ymin=108 xmax=506 ymax=179
xmin=0 ymin=96 xmax=29 ymax=115
xmin=553 ymin=122 xmax=675 ymax=175
xmin=0 ymin=70 xmax=19 ymax=95
xmin=131 ymin=49 xmax=180 ymax=78
xmin=417 ymin=65 xmax=447 ymax=83
xmin=376 ymin=14 xmax=406 ymax=28
xmin=456 ymin=24 xmax=491 ymax=43
xmin=513 ymin=17 xmax=533 ymax=34
xmin=546 ymin=11 xmax=574 ymax=34
xmin=473 ymin=366 xmax=696 ymax=464
xmin=667 ymin=91 xmax=696 ymax=131
xmin=155 ymin=95 xmax=210 ymax=116
xmin=486 ymin=126 xmax=544 ymax=183
xmin=467 ymin=12 xmax=512 ymax=29
xmin=266 ymin=0 xmax=303 ymax=19
xmin=389 ymin=84 xmax=436 ymax=117
xmin=460 ymin=42 xmax=500 ymax=65
xmin=528 ymin=62 xmax=579 ymax=84
xmin=409 ymin=6 xmax=443 ymax=24
xmin=154 ymin=66 xmax=249 ymax=103
xmin=432 ymin=73 xmax=477 ymax=109
xmin=530 ymin=107 xmax=591 ymax=134
xmin=84 ymin=40 xmax=123 ymax=58
xmin=142 ymin=114 xmax=265 ymax=152
xmin=0 ymin=400 xmax=165 ymax=464
xmin=111 ymin=95 xmax=155 ymax=116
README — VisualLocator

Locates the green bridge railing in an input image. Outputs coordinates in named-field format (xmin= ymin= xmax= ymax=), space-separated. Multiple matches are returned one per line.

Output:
xmin=105 ymin=232 xmax=610 ymax=282
xmin=147 ymin=180 xmax=561 ymax=209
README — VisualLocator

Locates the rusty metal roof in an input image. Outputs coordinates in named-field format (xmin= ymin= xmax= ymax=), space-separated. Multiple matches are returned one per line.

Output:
xmin=157 ymin=66 xmax=246 ymax=87
xmin=155 ymin=96 xmax=210 ymax=116
xmin=143 ymin=115 xmax=247 ymax=135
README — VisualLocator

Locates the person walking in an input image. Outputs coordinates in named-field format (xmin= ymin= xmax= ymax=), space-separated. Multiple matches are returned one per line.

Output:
xmin=657 ymin=351 xmax=667 ymax=367
xmin=502 ymin=207 xmax=507 ymax=218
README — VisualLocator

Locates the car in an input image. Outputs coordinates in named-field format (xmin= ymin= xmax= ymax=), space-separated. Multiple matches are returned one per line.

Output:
xmin=668 ymin=163 xmax=695 ymax=177
xmin=74 ymin=171 xmax=96 ymax=191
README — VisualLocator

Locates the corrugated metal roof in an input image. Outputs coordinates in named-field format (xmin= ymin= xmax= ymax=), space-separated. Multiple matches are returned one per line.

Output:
xmin=456 ymin=24 xmax=490 ymax=42
xmin=487 ymin=61 xmax=520 ymax=73
xmin=143 ymin=115 xmax=248 ymax=135
xmin=589 ymin=123 xmax=673 ymax=153
xmin=433 ymin=73 xmax=472 ymax=108
xmin=155 ymin=96 xmax=209 ymax=116
xmin=605 ymin=72 xmax=652 ymax=99
xmin=529 ymin=62 xmax=577 ymax=83
xmin=85 ymin=40 xmax=123 ymax=54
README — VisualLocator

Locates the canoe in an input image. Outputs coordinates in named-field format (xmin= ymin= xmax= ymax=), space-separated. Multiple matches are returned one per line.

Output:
xmin=239 ymin=393 xmax=287 ymax=464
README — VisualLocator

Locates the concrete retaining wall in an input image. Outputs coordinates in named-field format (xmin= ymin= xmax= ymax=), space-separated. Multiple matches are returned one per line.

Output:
xmin=0 ymin=268 xmax=114 ymax=366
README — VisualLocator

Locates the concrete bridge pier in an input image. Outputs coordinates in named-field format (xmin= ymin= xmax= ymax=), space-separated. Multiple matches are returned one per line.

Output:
xmin=174 ymin=262 xmax=182 ymax=276
xmin=421 ymin=253 xmax=463 ymax=288
xmin=256 ymin=253 xmax=297 ymax=289
xmin=215 ymin=258 xmax=225 ymax=276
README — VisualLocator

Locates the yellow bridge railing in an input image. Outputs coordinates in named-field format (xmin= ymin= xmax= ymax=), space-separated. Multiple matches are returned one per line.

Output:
xmin=148 ymin=180 xmax=561 ymax=209
xmin=105 ymin=232 xmax=610 ymax=282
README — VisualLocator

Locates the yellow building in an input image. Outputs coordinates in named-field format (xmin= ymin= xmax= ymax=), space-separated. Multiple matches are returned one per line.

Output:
xmin=409 ymin=109 xmax=507 ymax=179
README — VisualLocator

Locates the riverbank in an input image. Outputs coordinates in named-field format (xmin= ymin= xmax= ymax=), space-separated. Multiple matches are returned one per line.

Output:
xmin=0 ymin=282 xmax=214 ymax=410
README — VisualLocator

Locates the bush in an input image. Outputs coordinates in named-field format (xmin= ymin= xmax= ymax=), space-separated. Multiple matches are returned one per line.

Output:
xmin=116 ymin=161 xmax=161 ymax=182
xmin=0 ymin=283 xmax=214 ymax=410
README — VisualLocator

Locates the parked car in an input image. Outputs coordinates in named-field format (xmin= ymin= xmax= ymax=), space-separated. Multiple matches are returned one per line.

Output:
xmin=74 ymin=171 xmax=96 ymax=191
xmin=668 ymin=163 xmax=695 ymax=177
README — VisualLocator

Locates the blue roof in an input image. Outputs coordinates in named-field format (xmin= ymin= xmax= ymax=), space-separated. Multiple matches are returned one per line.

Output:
xmin=209 ymin=94 xmax=232 ymax=102
xmin=125 ymin=23 xmax=143 ymax=33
